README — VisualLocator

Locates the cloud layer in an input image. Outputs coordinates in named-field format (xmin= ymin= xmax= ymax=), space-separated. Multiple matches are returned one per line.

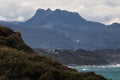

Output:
xmin=0 ymin=0 xmax=120 ymax=24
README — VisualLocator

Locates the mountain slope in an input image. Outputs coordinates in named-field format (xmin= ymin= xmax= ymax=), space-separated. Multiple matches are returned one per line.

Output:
xmin=0 ymin=25 xmax=106 ymax=80
xmin=0 ymin=9 xmax=120 ymax=49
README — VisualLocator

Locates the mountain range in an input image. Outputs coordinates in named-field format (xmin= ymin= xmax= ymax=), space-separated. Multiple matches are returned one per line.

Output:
xmin=0 ymin=8 xmax=120 ymax=49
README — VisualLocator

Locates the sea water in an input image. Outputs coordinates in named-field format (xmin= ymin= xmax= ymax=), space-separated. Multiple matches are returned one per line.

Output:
xmin=70 ymin=64 xmax=120 ymax=80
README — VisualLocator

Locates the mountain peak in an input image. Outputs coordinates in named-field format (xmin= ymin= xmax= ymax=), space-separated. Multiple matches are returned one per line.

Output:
xmin=35 ymin=8 xmax=46 ymax=15
xmin=47 ymin=8 xmax=52 ymax=12
xmin=24 ymin=8 xmax=86 ymax=25
xmin=111 ymin=23 xmax=120 ymax=25
xmin=34 ymin=9 xmax=45 ymax=18
xmin=109 ymin=23 xmax=120 ymax=27
xmin=54 ymin=9 xmax=62 ymax=12
xmin=36 ymin=8 xmax=52 ymax=13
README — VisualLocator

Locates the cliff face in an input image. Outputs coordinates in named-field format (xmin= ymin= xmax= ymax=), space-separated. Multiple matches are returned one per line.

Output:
xmin=0 ymin=25 xmax=106 ymax=80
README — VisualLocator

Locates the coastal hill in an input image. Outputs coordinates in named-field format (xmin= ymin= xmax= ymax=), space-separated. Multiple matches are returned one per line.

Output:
xmin=0 ymin=25 xmax=106 ymax=80
xmin=0 ymin=8 xmax=120 ymax=50
xmin=0 ymin=26 xmax=33 ymax=52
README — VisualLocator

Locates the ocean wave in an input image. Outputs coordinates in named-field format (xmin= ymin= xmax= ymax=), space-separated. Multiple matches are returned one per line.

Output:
xmin=82 ymin=68 xmax=89 ymax=71
xmin=68 ymin=64 xmax=120 ymax=68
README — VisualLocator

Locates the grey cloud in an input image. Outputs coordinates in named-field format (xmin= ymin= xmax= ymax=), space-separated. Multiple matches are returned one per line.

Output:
xmin=0 ymin=0 xmax=34 ymax=21
xmin=104 ymin=0 xmax=120 ymax=7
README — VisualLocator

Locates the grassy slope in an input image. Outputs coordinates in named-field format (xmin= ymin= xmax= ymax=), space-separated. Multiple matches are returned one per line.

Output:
xmin=0 ymin=25 xmax=106 ymax=80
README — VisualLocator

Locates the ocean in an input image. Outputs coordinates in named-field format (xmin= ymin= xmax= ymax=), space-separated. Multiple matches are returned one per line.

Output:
xmin=70 ymin=64 xmax=120 ymax=80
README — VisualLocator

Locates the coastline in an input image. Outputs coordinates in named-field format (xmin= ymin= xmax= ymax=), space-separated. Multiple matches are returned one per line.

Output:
xmin=67 ymin=64 xmax=120 ymax=68
xmin=68 ymin=64 xmax=120 ymax=80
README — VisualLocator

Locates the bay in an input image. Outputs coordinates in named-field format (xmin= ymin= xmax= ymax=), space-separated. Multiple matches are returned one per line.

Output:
xmin=70 ymin=65 xmax=120 ymax=80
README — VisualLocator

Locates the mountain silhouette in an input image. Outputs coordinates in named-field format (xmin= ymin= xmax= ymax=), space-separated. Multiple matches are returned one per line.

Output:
xmin=0 ymin=8 xmax=120 ymax=49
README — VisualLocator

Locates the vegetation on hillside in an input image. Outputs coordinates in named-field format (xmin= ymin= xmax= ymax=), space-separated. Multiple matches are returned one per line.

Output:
xmin=35 ymin=49 xmax=109 ymax=65
xmin=35 ymin=48 xmax=120 ymax=65
xmin=0 ymin=25 xmax=107 ymax=80
xmin=0 ymin=25 xmax=33 ymax=52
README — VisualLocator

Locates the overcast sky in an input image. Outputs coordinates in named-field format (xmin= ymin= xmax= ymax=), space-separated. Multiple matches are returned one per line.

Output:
xmin=0 ymin=0 xmax=120 ymax=24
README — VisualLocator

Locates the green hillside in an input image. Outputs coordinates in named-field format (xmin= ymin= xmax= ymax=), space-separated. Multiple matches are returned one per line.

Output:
xmin=0 ymin=25 xmax=106 ymax=80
